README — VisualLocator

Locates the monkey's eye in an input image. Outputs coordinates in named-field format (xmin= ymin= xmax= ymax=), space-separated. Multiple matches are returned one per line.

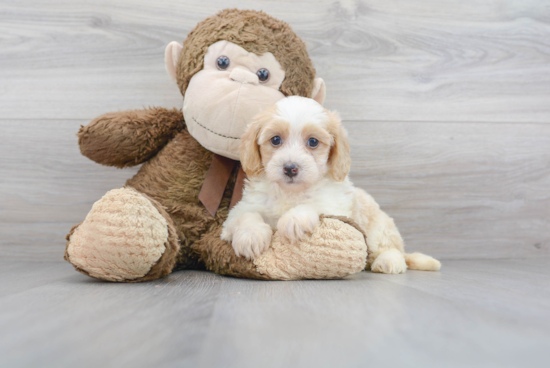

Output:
xmin=270 ymin=136 xmax=282 ymax=146
xmin=216 ymin=56 xmax=230 ymax=70
xmin=308 ymin=138 xmax=319 ymax=148
xmin=257 ymin=68 xmax=270 ymax=82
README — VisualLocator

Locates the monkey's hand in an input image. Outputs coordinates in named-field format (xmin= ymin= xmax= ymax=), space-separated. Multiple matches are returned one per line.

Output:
xmin=78 ymin=107 xmax=184 ymax=168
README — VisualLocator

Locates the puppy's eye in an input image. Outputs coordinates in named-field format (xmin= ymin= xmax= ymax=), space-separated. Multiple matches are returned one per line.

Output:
xmin=270 ymin=136 xmax=282 ymax=146
xmin=216 ymin=56 xmax=230 ymax=70
xmin=257 ymin=68 xmax=269 ymax=82
xmin=308 ymin=138 xmax=319 ymax=148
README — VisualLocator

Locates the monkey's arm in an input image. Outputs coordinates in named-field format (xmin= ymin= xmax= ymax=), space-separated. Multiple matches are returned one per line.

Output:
xmin=78 ymin=107 xmax=184 ymax=168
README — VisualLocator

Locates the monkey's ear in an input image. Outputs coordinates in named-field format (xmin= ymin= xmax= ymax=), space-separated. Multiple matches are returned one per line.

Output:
xmin=311 ymin=78 xmax=326 ymax=105
xmin=164 ymin=41 xmax=183 ymax=82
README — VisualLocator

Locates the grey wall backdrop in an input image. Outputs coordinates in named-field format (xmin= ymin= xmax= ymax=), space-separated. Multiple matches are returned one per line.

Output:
xmin=1 ymin=0 xmax=549 ymax=261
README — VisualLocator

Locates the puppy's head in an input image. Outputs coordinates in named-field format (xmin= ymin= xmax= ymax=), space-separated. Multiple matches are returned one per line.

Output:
xmin=240 ymin=96 xmax=351 ymax=191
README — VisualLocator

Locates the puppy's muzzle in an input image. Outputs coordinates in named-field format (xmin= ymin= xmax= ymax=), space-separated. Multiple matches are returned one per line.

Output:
xmin=283 ymin=163 xmax=299 ymax=178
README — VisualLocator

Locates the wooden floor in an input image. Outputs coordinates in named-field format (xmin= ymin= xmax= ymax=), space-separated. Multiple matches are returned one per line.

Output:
xmin=0 ymin=259 xmax=549 ymax=368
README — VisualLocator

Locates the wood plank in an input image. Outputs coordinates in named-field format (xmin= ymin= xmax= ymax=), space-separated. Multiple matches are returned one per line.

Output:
xmin=0 ymin=0 xmax=549 ymax=122
xmin=347 ymin=120 xmax=550 ymax=259
xmin=0 ymin=261 xmax=73 ymax=298
xmin=1 ymin=260 xmax=549 ymax=367
xmin=1 ymin=119 xmax=549 ymax=260
xmin=382 ymin=259 xmax=550 ymax=322
xmin=197 ymin=265 xmax=550 ymax=368
xmin=0 ymin=264 xmax=223 ymax=368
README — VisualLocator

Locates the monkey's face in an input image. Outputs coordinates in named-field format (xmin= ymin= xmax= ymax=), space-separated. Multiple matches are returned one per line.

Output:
xmin=182 ymin=41 xmax=286 ymax=160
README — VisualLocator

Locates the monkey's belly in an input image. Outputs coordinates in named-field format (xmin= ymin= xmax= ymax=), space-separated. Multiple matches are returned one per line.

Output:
xmin=125 ymin=128 xmax=238 ymax=270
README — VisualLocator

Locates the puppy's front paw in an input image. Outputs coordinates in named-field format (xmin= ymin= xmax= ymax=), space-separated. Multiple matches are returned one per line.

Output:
xmin=231 ymin=213 xmax=273 ymax=260
xmin=371 ymin=249 xmax=407 ymax=274
xmin=220 ymin=226 xmax=232 ymax=242
xmin=277 ymin=206 xmax=320 ymax=243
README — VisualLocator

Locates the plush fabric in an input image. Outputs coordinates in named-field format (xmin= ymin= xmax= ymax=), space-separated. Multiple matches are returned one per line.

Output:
xmin=125 ymin=128 xmax=233 ymax=272
xmin=253 ymin=216 xmax=368 ymax=280
xmin=176 ymin=8 xmax=316 ymax=99
xmin=182 ymin=41 xmax=286 ymax=159
xmin=65 ymin=187 xmax=179 ymax=282
xmin=192 ymin=216 xmax=368 ymax=280
xmin=78 ymin=107 xmax=184 ymax=168
xmin=64 ymin=9 xmax=369 ymax=282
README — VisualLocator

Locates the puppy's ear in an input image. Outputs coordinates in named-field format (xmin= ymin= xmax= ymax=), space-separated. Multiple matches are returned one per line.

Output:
xmin=239 ymin=114 xmax=264 ymax=177
xmin=327 ymin=111 xmax=351 ymax=182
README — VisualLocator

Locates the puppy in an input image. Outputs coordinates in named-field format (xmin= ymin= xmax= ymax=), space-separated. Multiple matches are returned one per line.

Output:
xmin=221 ymin=96 xmax=440 ymax=274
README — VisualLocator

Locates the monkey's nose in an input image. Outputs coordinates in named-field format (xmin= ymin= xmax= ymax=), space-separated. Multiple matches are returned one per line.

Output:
xmin=283 ymin=163 xmax=299 ymax=178
xmin=229 ymin=68 xmax=259 ymax=85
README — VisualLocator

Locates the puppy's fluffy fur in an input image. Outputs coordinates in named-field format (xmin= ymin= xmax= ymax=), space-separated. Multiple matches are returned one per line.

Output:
xmin=222 ymin=96 xmax=440 ymax=273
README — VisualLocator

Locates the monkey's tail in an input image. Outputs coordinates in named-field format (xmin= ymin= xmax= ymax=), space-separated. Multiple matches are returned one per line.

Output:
xmin=405 ymin=252 xmax=441 ymax=271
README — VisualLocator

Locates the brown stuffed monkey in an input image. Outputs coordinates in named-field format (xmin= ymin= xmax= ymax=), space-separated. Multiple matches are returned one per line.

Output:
xmin=64 ymin=9 xmax=368 ymax=282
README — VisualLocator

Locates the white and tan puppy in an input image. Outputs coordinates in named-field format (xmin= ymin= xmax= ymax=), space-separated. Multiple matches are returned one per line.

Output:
xmin=221 ymin=96 xmax=440 ymax=274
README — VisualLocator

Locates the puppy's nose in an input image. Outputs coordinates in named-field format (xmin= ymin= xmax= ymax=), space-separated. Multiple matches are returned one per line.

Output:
xmin=283 ymin=163 xmax=299 ymax=178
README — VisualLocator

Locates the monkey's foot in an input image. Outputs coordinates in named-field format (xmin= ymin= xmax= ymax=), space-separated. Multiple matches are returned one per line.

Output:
xmin=195 ymin=215 xmax=367 ymax=280
xmin=65 ymin=187 xmax=179 ymax=282
xmin=254 ymin=216 xmax=367 ymax=280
